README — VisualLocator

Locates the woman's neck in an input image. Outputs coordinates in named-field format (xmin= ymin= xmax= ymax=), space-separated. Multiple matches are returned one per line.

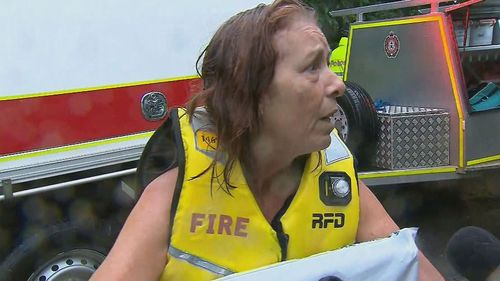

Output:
xmin=242 ymin=134 xmax=305 ymax=199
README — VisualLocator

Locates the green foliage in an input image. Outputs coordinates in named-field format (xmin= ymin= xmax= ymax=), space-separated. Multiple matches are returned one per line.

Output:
xmin=302 ymin=0 xmax=421 ymax=48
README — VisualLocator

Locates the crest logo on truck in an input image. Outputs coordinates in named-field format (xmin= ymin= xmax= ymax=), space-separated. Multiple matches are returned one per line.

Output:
xmin=141 ymin=91 xmax=168 ymax=121
xmin=384 ymin=31 xmax=400 ymax=58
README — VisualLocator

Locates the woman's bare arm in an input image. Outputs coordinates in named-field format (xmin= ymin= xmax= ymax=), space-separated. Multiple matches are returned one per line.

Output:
xmin=90 ymin=168 xmax=178 ymax=281
xmin=356 ymin=180 xmax=399 ymax=242
xmin=356 ymin=180 xmax=444 ymax=281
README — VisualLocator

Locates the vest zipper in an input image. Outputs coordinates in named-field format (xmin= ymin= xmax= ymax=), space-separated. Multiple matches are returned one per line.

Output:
xmin=276 ymin=225 xmax=289 ymax=261
xmin=270 ymin=193 xmax=295 ymax=261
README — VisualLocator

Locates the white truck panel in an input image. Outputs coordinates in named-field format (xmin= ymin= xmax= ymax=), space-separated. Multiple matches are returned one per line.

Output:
xmin=0 ymin=0 xmax=270 ymax=97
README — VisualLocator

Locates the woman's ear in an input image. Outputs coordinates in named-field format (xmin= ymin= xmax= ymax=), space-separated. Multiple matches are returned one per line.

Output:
xmin=258 ymin=86 xmax=276 ymax=123
xmin=258 ymin=92 xmax=272 ymax=121
xmin=258 ymin=102 xmax=265 ymax=118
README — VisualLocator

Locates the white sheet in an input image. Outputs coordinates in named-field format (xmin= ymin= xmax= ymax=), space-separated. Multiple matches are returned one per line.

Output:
xmin=217 ymin=228 xmax=419 ymax=281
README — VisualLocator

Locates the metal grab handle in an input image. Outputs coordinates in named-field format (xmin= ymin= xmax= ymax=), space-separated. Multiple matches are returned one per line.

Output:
xmin=329 ymin=0 xmax=471 ymax=19
xmin=0 ymin=168 xmax=136 ymax=201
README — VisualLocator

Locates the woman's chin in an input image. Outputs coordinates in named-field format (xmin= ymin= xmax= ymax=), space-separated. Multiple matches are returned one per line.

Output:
xmin=310 ymin=136 xmax=332 ymax=153
xmin=296 ymin=134 xmax=333 ymax=156
xmin=320 ymin=137 xmax=332 ymax=150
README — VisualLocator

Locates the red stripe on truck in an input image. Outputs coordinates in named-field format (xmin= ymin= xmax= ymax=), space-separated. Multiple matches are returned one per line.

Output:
xmin=0 ymin=78 xmax=201 ymax=156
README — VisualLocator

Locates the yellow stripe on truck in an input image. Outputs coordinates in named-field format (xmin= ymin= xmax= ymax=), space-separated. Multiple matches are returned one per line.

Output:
xmin=0 ymin=75 xmax=200 ymax=101
xmin=0 ymin=131 xmax=154 ymax=163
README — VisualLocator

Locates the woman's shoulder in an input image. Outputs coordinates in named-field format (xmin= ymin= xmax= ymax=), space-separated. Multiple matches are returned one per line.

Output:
xmin=140 ymin=168 xmax=179 ymax=212
xmin=145 ymin=168 xmax=179 ymax=194
xmin=90 ymin=168 xmax=178 ymax=280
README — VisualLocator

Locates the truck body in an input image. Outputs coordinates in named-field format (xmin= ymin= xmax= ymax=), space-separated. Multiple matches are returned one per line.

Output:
xmin=0 ymin=1 xmax=269 ymax=280
xmin=330 ymin=0 xmax=500 ymax=186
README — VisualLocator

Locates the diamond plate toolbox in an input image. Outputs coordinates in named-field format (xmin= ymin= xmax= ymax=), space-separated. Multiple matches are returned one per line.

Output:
xmin=375 ymin=106 xmax=450 ymax=170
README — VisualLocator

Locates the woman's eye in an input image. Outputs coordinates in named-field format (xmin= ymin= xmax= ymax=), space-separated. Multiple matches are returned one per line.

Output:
xmin=307 ymin=63 xmax=319 ymax=72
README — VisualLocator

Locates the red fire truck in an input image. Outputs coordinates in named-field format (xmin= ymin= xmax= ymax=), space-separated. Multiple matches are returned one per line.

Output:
xmin=0 ymin=1 xmax=268 ymax=280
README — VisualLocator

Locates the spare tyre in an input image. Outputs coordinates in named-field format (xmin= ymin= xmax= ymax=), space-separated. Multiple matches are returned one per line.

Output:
xmin=332 ymin=81 xmax=380 ymax=167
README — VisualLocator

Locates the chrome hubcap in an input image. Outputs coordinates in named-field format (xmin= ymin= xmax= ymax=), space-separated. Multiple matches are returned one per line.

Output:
xmin=331 ymin=105 xmax=349 ymax=142
xmin=28 ymin=249 xmax=105 ymax=281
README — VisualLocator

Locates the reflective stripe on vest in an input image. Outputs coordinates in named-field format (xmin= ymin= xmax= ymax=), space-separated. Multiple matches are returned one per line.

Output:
xmin=168 ymin=246 xmax=234 ymax=276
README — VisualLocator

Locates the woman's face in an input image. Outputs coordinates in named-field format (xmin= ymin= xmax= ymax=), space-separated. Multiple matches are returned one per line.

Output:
xmin=259 ymin=19 xmax=345 ymax=156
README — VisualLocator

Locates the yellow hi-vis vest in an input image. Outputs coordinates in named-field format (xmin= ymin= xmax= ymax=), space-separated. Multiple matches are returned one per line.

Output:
xmin=159 ymin=108 xmax=360 ymax=281
xmin=329 ymin=37 xmax=348 ymax=80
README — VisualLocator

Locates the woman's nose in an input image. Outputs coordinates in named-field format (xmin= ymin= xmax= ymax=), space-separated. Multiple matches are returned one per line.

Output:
xmin=325 ymin=70 xmax=345 ymax=98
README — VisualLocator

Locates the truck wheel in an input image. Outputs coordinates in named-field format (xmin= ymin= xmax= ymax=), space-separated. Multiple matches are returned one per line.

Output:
xmin=333 ymin=81 xmax=380 ymax=167
xmin=0 ymin=220 xmax=119 ymax=281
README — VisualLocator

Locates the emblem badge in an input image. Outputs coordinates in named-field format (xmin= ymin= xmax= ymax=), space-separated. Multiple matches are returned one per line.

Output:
xmin=384 ymin=31 xmax=400 ymax=58
xmin=195 ymin=130 xmax=218 ymax=152
xmin=141 ymin=92 xmax=167 ymax=121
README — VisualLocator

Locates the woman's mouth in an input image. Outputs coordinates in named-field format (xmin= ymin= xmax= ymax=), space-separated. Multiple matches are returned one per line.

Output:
xmin=321 ymin=109 xmax=338 ymax=122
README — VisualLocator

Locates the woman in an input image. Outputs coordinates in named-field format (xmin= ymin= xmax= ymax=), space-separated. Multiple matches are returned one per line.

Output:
xmin=91 ymin=1 xmax=444 ymax=280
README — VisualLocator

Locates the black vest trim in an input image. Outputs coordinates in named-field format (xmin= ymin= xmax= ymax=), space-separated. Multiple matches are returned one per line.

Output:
xmin=168 ymin=108 xmax=186 ymax=245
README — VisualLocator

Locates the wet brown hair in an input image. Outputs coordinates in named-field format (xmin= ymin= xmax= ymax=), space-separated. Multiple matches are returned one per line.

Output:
xmin=187 ymin=0 xmax=316 ymax=193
